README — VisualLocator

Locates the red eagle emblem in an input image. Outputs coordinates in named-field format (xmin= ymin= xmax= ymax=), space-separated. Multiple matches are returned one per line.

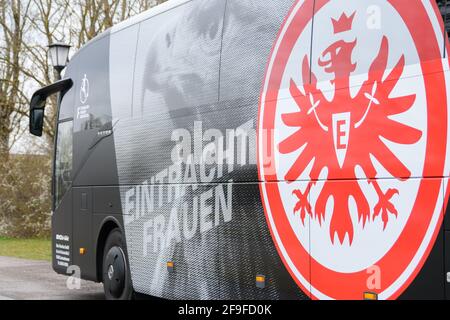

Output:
xmin=258 ymin=0 xmax=449 ymax=300
xmin=280 ymin=12 xmax=422 ymax=244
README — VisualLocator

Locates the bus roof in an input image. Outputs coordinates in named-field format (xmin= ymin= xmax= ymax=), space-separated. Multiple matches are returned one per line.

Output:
xmin=68 ymin=0 xmax=191 ymax=63
xmin=110 ymin=0 xmax=191 ymax=34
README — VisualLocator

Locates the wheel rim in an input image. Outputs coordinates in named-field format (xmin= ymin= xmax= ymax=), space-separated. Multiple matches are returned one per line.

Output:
xmin=104 ymin=246 xmax=126 ymax=298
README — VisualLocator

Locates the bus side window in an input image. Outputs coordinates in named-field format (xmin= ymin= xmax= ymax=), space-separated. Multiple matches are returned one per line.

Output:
xmin=73 ymin=37 xmax=111 ymax=132
xmin=54 ymin=120 xmax=73 ymax=209
xmin=132 ymin=0 xmax=224 ymax=118
xmin=110 ymin=24 xmax=139 ymax=120
xmin=436 ymin=0 xmax=449 ymax=60
xmin=58 ymin=67 xmax=75 ymax=121
xmin=438 ymin=1 xmax=449 ymax=30
xmin=438 ymin=0 xmax=450 ymax=41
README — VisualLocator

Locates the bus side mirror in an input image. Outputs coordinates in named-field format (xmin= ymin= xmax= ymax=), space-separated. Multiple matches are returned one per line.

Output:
xmin=29 ymin=78 xmax=73 ymax=137
xmin=30 ymin=107 xmax=45 ymax=137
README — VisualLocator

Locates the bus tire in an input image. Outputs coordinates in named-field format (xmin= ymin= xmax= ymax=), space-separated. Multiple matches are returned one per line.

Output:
xmin=102 ymin=228 xmax=134 ymax=300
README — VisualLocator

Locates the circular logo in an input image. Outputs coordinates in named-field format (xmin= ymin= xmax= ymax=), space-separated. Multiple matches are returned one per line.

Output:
xmin=258 ymin=0 xmax=449 ymax=299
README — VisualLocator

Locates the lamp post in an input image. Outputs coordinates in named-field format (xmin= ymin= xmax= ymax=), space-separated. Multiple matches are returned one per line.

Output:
xmin=48 ymin=42 xmax=71 ymax=81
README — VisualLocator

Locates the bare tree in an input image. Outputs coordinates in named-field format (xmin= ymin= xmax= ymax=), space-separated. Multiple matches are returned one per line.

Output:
xmin=22 ymin=0 xmax=72 ymax=143
xmin=21 ymin=0 xmax=168 ymax=144
xmin=0 ymin=0 xmax=33 ymax=158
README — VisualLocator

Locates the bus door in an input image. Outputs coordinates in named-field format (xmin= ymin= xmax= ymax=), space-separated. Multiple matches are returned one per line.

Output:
xmin=53 ymin=114 xmax=74 ymax=274
xmin=49 ymin=64 xmax=76 ymax=273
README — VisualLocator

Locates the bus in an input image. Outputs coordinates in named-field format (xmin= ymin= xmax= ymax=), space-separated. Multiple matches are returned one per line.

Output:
xmin=29 ymin=0 xmax=450 ymax=300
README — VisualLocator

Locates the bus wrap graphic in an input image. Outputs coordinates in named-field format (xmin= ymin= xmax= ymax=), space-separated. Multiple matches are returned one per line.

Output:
xmin=257 ymin=0 xmax=450 ymax=299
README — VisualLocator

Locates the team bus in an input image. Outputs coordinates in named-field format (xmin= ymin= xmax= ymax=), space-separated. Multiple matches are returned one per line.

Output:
xmin=29 ymin=0 xmax=450 ymax=300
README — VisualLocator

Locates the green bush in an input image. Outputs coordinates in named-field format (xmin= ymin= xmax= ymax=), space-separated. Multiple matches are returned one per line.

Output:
xmin=0 ymin=154 xmax=51 ymax=238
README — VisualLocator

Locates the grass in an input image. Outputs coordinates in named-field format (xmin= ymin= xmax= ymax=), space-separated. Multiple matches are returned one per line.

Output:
xmin=0 ymin=237 xmax=51 ymax=261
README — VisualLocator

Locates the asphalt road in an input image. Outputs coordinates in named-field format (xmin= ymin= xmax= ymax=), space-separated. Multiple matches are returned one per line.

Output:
xmin=0 ymin=256 xmax=104 ymax=300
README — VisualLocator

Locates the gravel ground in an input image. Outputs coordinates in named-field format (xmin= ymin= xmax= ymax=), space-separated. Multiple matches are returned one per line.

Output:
xmin=0 ymin=256 xmax=104 ymax=300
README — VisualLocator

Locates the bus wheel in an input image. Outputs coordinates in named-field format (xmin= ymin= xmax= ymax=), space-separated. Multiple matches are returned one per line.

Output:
xmin=102 ymin=228 xmax=133 ymax=300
